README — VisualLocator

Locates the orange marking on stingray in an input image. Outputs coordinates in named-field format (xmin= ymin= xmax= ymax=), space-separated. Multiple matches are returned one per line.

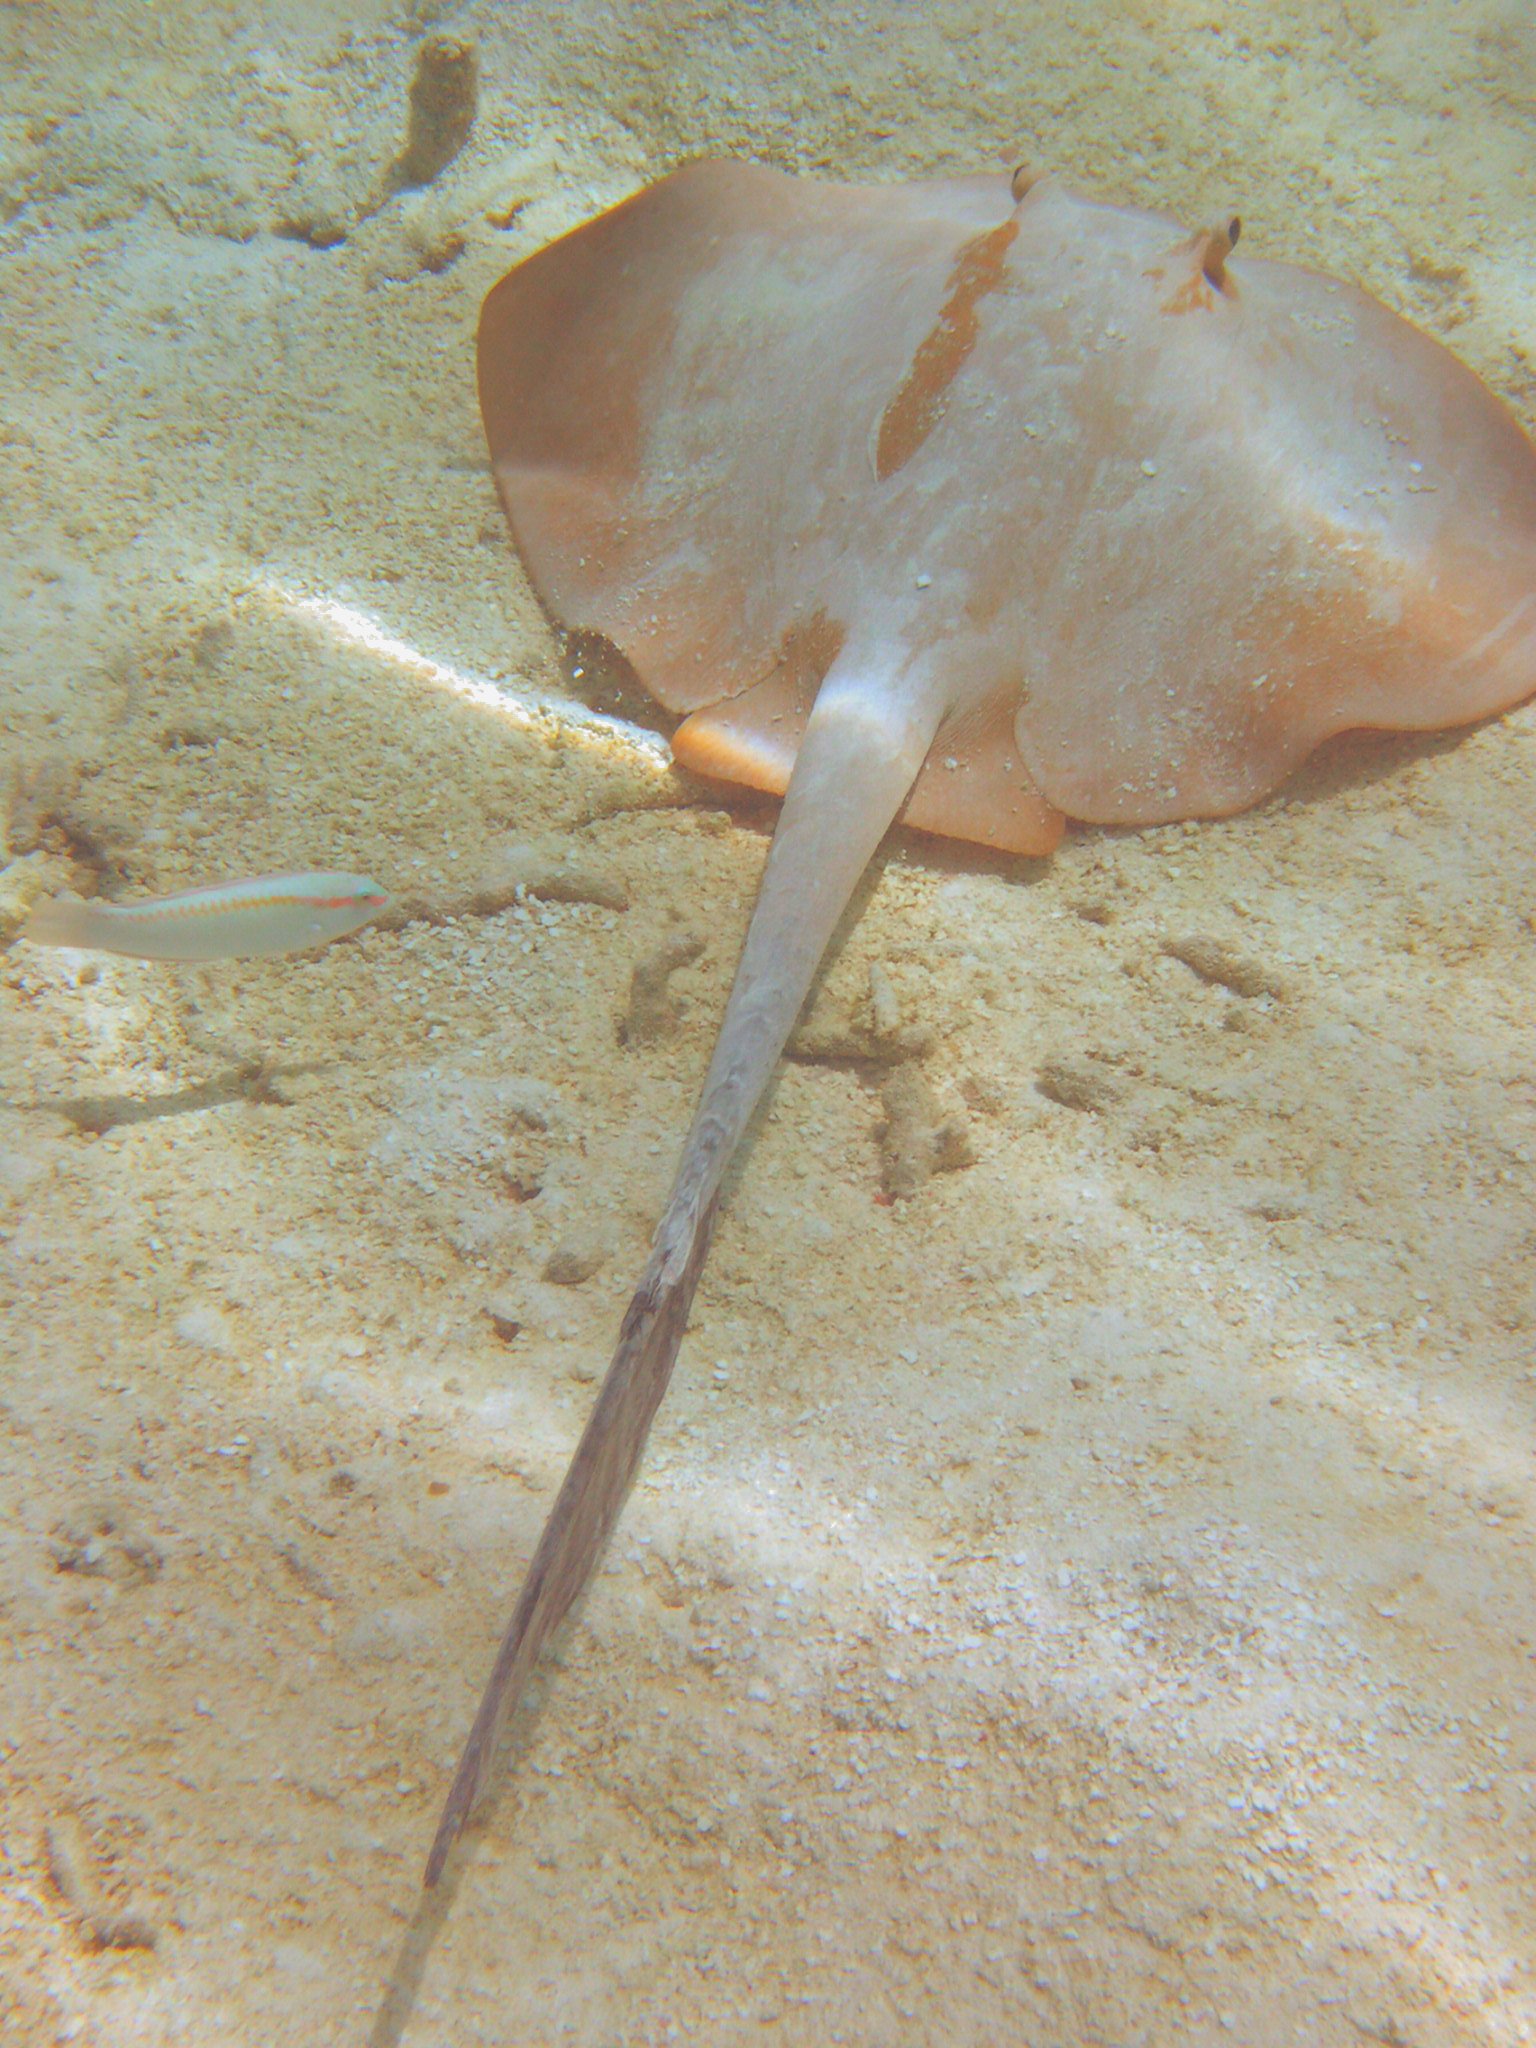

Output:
xmin=875 ymin=216 xmax=1019 ymax=481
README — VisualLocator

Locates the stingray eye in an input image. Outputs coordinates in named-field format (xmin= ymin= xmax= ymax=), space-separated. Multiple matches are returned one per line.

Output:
xmin=1010 ymin=162 xmax=1041 ymax=203
xmin=1201 ymin=218 xmax=1241 ymax=291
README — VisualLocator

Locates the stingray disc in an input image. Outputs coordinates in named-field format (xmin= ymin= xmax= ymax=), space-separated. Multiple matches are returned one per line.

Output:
xmin=479 ymin=160 xmax=1536 ymax=840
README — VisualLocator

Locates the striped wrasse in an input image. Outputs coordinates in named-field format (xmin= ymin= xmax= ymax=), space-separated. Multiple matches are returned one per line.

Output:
xmin=20 ymin=871 xmax=390 ymax=962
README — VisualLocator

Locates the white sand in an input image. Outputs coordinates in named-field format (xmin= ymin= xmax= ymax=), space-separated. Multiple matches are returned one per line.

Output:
xmin=2 ymin=3 xmax=1534 ymax=2042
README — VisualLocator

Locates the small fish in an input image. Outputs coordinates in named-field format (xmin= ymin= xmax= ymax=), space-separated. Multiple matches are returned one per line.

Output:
xmin=20 ymin=871 xmax=390 ymax=962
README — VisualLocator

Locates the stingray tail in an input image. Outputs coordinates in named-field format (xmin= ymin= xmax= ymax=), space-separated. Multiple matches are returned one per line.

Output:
xmin=424 ymin=659 xmax=941 ymax=1887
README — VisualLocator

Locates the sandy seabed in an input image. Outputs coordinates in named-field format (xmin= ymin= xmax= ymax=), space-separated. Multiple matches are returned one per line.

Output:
xmin=2 ymin=3 xmax=1535 ymax=2042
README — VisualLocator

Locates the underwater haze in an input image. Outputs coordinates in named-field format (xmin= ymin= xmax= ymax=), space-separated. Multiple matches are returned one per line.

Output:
xmin=1 ymin=3 xmax=1534 ymax=2044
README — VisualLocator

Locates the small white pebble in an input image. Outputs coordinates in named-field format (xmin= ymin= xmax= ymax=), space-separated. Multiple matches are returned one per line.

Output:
xmin=175 ymin=1305 xmax=233 ymax=1354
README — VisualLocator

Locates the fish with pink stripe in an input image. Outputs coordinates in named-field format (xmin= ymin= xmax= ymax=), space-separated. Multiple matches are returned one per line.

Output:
xmin=21 ymin=871 xmax=390 ymax=961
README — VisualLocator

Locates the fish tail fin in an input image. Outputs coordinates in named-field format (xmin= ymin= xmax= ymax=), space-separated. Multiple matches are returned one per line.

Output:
xmin=424 ymin=656 xmax=941 ymax=1888
xmin=19 ymin=896 xmax=97 ymax=950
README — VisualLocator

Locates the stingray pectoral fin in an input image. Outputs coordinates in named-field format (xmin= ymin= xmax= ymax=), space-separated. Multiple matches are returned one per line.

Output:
xmin=671 ymin=668 xmax=809 ymax=795
xmin=900 ymin=695 xmax=1064 ymax=855
xmin=675 ymin=664 xmax=1064 ymax=857
xmin=424 ymin=657 xmax=942 ymax=1888
xmin=669 ymin=614 xmax=842 ymax=793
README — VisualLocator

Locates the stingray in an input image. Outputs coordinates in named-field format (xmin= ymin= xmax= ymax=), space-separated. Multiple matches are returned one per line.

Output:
xmin=425 ymin=159 xmax=1536 ymax=1884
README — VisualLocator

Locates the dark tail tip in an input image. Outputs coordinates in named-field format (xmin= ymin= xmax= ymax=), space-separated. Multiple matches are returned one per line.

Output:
xmin=423 ymin=1193 xmax=718 ymax=1888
